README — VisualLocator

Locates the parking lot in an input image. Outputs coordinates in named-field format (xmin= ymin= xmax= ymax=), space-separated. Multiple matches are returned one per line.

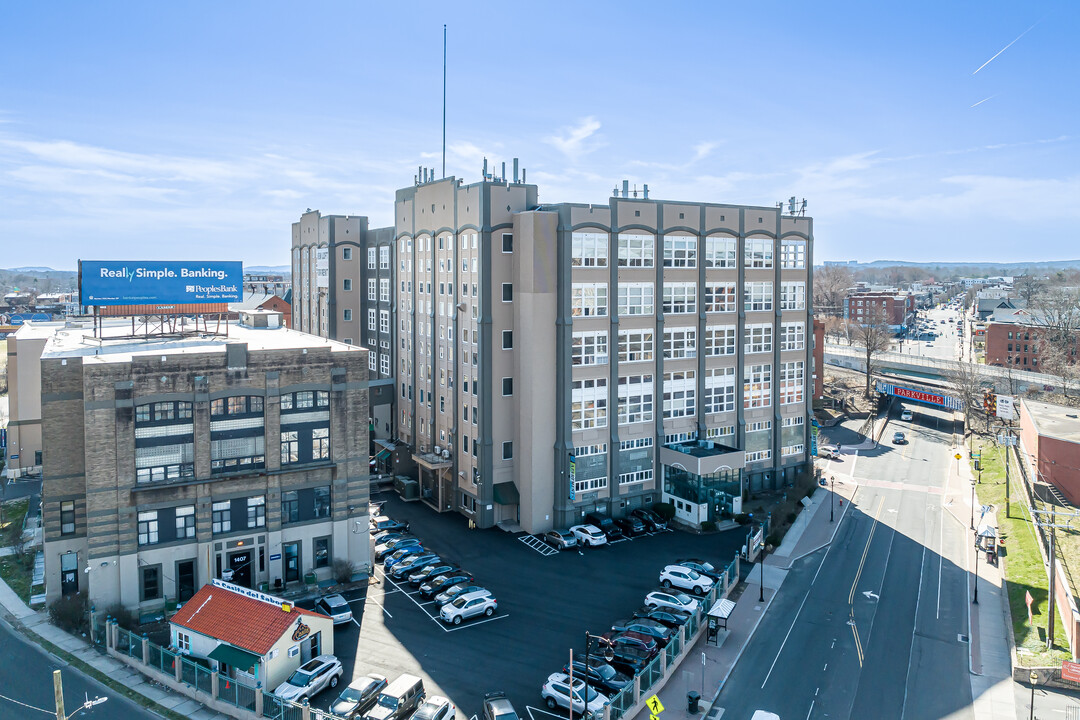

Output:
xmin=299 ymin=491 xmax=748 ymax=717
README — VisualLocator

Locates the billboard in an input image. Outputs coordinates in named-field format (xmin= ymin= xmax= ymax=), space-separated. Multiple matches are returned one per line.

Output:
xmin=996 ymin=395 xmax=1016 ymax=420
xmin=79 ymin=261 xmax=242 ymax=306
xmin=315 ymin=248 xmax=329 ymax=288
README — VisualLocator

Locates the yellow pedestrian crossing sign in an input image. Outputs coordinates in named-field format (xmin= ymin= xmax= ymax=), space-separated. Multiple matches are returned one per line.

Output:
xmin=646 ymin=696 xmax=665 ymax=715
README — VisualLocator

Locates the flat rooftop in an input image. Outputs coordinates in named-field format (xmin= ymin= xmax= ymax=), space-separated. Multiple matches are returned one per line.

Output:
xmin=1023 ymin=398 xmax=1080 ymax=444
xmin=35 ymin=318 xmax=360 ymax=364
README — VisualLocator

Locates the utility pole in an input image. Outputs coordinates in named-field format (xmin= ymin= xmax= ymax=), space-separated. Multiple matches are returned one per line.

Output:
xmin=1032 ymin=507 xmax=1080 ymax=650
xmin=53 ymin=670 xmax=65 ymax=720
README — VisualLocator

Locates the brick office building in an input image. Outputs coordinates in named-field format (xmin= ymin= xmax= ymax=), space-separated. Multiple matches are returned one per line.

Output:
xmin=843 ymin=291 xmax=915 ymax=331
xmin=35 ymin=313 xmax=370 ymax=612
xmin=1018 ymin=398 xmax=1080 ymax=505
xmin=983 ymin=308 xmax=1079 ymax=369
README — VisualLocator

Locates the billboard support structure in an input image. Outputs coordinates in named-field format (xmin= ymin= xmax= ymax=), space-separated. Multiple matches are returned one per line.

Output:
xmin=92 ymin=307 xmax=230 ymax=341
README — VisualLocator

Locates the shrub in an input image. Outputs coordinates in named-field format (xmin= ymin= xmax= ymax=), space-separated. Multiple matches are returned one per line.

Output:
xmin=333 ymin=559 xmax=357 ymax=585
xmin=700 ymin=521 xmax=717 ymax=532
xmin=786 ymin=512 xmax=797 ymax=525
xmin=734 ymin=513 xmax=751 ymax=525
xmin=104 ymin=603 xmax=137 ymax=631
xmin=49 ymin=593 xmax=89 ymax=635
xmin=766 ymin=533 xmax=781 ymax=547
xmin=651 ymin=503 xmax=676 ymax=521
xmin=806 ymin=485 xmax=817 ymax=498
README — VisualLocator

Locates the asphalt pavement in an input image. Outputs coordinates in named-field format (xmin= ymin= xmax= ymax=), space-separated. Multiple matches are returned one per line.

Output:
xmin=301 ymin=494 xmax=746 ymax=718
xmin=713 ymin=402 xmax=976 ymax=719
xmin=0 ymin=614 xmax=158 ymax=720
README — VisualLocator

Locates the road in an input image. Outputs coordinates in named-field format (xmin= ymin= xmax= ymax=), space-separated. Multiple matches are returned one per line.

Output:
xmin=892 ymin=304 xmax=963 ymax=363
xmin=714 ymin=403 xmax=975 ymax=719
xmin=0 ymin=615 xmax=158 ymax=719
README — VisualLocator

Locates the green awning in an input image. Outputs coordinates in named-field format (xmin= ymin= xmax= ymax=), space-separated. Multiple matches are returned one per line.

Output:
xmin=375 ymin=449 xmax=391 ymax=461
xmin=207 ymin=644 xmax=261 ymax=672
xmin=493 ymin=481 xmax=520 ymax=505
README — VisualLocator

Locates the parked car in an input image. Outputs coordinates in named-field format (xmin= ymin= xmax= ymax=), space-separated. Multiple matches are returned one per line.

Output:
xmin=419 ymin=571 xmax=473 ymax=600
xmin=413 ymin=695 xmax=456 ymax=720
xmin=584 ymin=513 xmax=625 ymax=541
xmin=561 ymin=659 xmax=631 ymax=696
xmin=606 ymin=644 xmax=650 ymax=677
xmin=540 ymin=673 xmax=608 ymax=717
xmin=659 ymin=565 xmax=714 ymax=596
xmin=901 ymin=409 xmax=913 ymax=421
xmin=370 ymin=516 xmax=409 ymax=533
xmin=330 ymin=673 xmax=388 ymax=719
xmin=390 ymin=554 xmax=441 ymax=580
xmin=569 ymin=524 xmax=608 ymax=547
xmin=645 ymin=590 xmax=700 ymax=615
xmin=372 ymin=530 xmax=407 ymax=545
xmin=674 ymin=558 xmax=721 ymax=582
xmin=408 ymin=563 xmax=458 ymax=587
xmin=817 ymin=447 xmax=840 ymax=461
xmin=610 ymin=618 xmax=675 ymax=647
xmin=630 ymin=508 xmax=667 ymax=532
xmin=364 ymin=674 xmax=426 ymax=720
xmin=600 ymin=630 xmax=659 ymax=659
xmin=273 ymin=655 xmax=343 ymax=701
xmin=440 ymin=590 xmax=497 ymax=625
xmin=375 ymin=535 xmax=421 ymax=561
xmin=632 ymin=605 xmax=691 ymax=628
xmin=383 ymin=545 xmax=427 ymax=569
xmin=435 ymin=584 xmax=488 ymax=606
xmin=314 ymin=593 xmax=353 ymax=625
xmin=543 ymin=530 xmax=578 ymax=550
xmin=893 ymin=431 xmax=907 ymax=445
xmin=614 ymin=516 xmax=647 ymax=537
xmin=482 ymin=691 xmax=520 ymax=720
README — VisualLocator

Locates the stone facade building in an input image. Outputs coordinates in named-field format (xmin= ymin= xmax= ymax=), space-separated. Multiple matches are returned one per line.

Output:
xmin=36 ymin=316 xmax=370 ymax=612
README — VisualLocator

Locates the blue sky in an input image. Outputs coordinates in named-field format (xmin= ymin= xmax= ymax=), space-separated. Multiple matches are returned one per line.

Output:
xmin=0 ymin=1 xmax=1076 ymax=269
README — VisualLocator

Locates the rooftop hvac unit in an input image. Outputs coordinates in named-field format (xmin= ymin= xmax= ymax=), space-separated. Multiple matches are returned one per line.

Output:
xmin=434 ymin=445 xmax=441 ymax=455
xmin=441 ymin=449 xmax=450 ymax=459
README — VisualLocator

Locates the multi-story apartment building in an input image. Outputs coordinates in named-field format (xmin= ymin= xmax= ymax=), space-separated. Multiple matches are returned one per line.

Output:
xmin=385 ymin=171 xmax=814 ymax=533
xmin=843 ymin=291 xmax=914 ymax=331
xmin=33 ymin=313 xmax=370 ymax=612
xmin=984 ymin=308 xmax=1079 ymax=369
xmin=291 ymin=210 xmax=396 ymax=437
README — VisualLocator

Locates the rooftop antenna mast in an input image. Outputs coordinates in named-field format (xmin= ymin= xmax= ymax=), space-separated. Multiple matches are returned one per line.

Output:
xmin=442 ymin=24 xmax=447 ymax=179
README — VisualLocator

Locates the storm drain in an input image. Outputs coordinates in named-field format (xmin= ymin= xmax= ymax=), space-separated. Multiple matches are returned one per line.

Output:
xmin=958 ymin=634 xmax=970 ymax=643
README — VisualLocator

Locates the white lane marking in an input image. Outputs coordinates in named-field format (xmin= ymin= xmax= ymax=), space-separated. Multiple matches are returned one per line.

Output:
xmin=901 ymin=542 xmax=927 ymax=720
xmin=443 ymin=613 xmax=510 ymax=632
xmin=849 ymin=450 xmax=860 ymax=479
xmin=762 ymin=577 xmax=815 ymax=689
xmin=805 ymin=700 xmax=816 ymax=719
xmin=526 ymin=705 xmax=566 ymax=720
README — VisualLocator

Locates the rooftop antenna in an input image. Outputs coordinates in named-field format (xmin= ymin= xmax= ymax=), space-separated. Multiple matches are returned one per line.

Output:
xmin=442 ymin=24 xmax=447 ymax=179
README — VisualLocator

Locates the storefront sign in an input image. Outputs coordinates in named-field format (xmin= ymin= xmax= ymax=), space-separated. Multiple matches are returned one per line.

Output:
xmin=211 ymin=578 xmax=284 ymax=607
xmin=270 ymin=553 xmax=281 ymax=561
xmin=291 ymin=618 xmax=311 ymax=642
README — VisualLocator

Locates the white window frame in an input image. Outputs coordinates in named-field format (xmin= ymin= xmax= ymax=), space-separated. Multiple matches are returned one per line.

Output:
xmin=745 ymin=323 xmax=773 ymax=354
xmin=571 ymin=378 xmax=608 ymax=430
xmin=618 ymin=282 xmax=654 ymax=316
xmin=617 ymin=233 xmax=655 ymax=268
xmin=367 ymin=247 xmax=376 ymax=269
xmin=662 ymin=282 xmax=696 ymax=314
xmin=663 ymin=327 xmax=697 ymax=359
xmin=704 ymin=283 xmax=737 ymax=313
xmin=780 ymin=361 xmax=805 ymax=404
xmin=704 ymin=366 xmax=736 ymax=414
xmin=743 ymin=363 xmax=772 ymax=409
xmin=367 ymin=309 xmax=376 ymax=331
xmin=744 ymin=282 xmax=773 ymax=312
xmin=745 ymin=237 xmax=774 ymax=268
xmin=572 ymin=231 xmax=608 ymax=267
xmin=617 ymin=374 xmax=654 ymax=425
xmin=572 ymin=283 xmax=608 ymax=317
xmin=618 ymin=330 xmax=654 ymax=364
xmin=662 ymin=370 xmax=696 ymax=419
xmin=572 ymin=331 xmax=609 ymax=366
xmin=379 ymin=310 xmax=390 ymax=334
xmin=704 ymin=236 xmax=737 ymax=269
xmin=663 ymin=235 xmax=697 ymax=268
xmin=380 ymin=353 xmax=390 ymax=376
xmin=781 ymin=282 xmax=806 ymax=311
xmin=781 ymin=239 xmax=806 ymax=269
xmin=367 ymin=279 xmax=377 ymax=301
xmin=780 ymin=322 xmax=806 ymax=351
xmin=618 ymin=468 xmax=653 ymax=485
xmin=379 ymin=246 xmax=389 ymax=269
xmin=704 ymin=325 xmax=736 ymax=356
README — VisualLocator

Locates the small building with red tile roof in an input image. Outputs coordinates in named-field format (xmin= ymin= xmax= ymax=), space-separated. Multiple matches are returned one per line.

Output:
xmin=170 ymin=579 xmax=334 ymax=690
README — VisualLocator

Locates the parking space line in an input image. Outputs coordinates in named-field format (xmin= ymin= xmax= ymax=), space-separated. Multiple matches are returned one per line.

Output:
xmin=526 ymin=705 xmax=566 ymax=720
xmin=443 ymin=613 xmax=509 ymax=633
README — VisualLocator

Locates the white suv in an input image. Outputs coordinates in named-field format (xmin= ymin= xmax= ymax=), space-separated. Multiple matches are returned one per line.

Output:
xmin=569 ymin=524 xmax=607 ymax=547
xmin=541 ymin=673 xmax=608 ymax=718
xmin=273 ymin=654 xmax=344 ymax=701
xmin=440 ymin=590 xmax=497 ymax=625
xmin=659 ymin=565 xmax=714 ymax=596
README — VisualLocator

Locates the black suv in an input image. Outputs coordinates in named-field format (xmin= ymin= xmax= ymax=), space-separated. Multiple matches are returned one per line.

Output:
xmin=615 ymin=515 xmax=647 ymax=537
xmin=584 ymin=513 xmax=625 ymax=541
xmin=631 ymin=508 xmax=668 ymax=532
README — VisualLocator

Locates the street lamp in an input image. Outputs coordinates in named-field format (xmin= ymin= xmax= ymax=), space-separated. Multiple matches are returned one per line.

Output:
xmin=970 ymin=480 xmax=976 ymax=531
xmin=1029 ymin=670 xmax=1038 ymax=720
xmin=973 ymin=530 xmax=980 ymax=605
xmin=583 ymin=632 xmax=613 ymax=697
xmin=830 ymin=476 xmax=836 ymax=523
xmin=758 ymin=534 xmax=766 ymax=602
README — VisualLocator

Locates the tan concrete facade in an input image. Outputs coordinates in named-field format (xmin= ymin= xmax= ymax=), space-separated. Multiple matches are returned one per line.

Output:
xmin=36 ymin=322 xmax=370 ymax=613
xmin=5 ymin=323 xmax=54 ymax=478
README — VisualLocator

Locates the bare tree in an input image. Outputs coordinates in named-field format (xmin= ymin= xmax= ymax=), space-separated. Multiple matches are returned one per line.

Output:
xmin=1014 ymin=274 xmax=1044 ymax=304
xmin=1031 ymin=287 xmax=1080 ymax=348
xmin=850 ymin=305 xmax=893 ymax=398
xmin=823 ymin=316 xmax=848 ymax=345
xmin=813 ymin=265 xmax=854 ymax=318
xmin=1040 ymin=342 xmax=1080 ymax=398
xmin=947 ymin=360 xmax=984 ymax=437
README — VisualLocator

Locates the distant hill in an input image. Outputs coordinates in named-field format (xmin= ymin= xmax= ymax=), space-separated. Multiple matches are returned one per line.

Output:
xmin=821 ymin=259 xmax=1080 ymax=273
xmin=0 ymin=267 xmax=78 ymax=294
xmin=245 ymin=265 xmax=291 ymax=274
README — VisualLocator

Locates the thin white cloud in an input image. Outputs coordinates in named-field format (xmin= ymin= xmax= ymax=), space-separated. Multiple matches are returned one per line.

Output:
xmin=545 ymin=116 xmax=603 ymax=160
xmin=972 ymin=20 xmax=1041 ymax=74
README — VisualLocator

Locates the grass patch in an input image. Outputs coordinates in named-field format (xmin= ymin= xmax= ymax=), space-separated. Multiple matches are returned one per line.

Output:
xmin=971 ymin=438 xmax=1072 ymax=666
xmin=0 ymin=498 xmax=29 ymax=546
xmin=0 ymin=553 xmax=34 ymax=603
xmin=26 ymin=631 xmax=191 ymax=720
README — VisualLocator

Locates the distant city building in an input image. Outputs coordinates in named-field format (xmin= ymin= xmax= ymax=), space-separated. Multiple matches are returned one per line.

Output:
xmin=23 ymin=314 xmax=370 ymax=612
xmin=4 ymin=321 xmax=59 ymax=478
xmin=976 ymin=297 xmax=1024 ymax=322
xmin=243 ymin=273 xmax=291 ymax=297
xmin=229 ymin=290 xmax=293 ymax=328
xmin=300 ymin=168 xmax=816 ymax=532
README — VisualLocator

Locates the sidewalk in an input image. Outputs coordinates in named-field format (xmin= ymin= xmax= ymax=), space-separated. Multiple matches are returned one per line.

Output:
xmin=0 ymin=575 xmax=230 ymax=720
xmin=941 ymin=433 xmax=1017 ymax=720
xmin=630 ymin=478 xmax=857 ymax=720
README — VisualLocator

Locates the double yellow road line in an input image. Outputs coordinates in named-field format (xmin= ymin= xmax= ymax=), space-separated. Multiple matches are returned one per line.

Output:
xmin=848 ymin=496 xmax=885 ymax=666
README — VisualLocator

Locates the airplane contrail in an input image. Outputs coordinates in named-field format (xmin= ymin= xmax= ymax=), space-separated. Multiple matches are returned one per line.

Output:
xmin=972 ymin=21 xmax=1040 ymax=74
xmin=970 ymin=95 xmax=996 ymax=108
